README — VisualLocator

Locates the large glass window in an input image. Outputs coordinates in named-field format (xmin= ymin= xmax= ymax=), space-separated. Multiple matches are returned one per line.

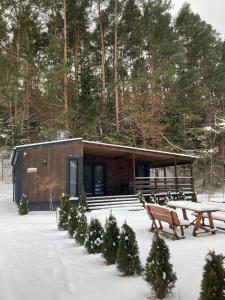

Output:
xmin=83 ymin=163 xmax=105 ymax=196
xmin=69 ymin=159 xmax=78 ymax=197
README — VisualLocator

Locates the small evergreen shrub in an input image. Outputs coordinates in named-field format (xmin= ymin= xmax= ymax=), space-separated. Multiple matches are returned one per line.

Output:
xmin=85 ymin=218 xmax=104 ymax=254
xmin=79 ymin=190 xmax=88 ymax=212
xmin=144 ymin=231 xmax=177 ymax=299
xmin=102 ymin=213 xmax=120 ymax=265
xmin=199 ymin=250 xmax=225 ymax=300
xmin=116 ymin=222 xmax=142 ymax=276
xmin=18 ymin=194 xmax=29 ymax=215
xmin=177 ymin=190 xmax=185 ymax=200
xmin=191 ymin=192 xmax=197 ymax=202
xmin=74 ymin=211 xmax=88 ymax=245
xmin=137 ymin=190 xmax=145 ymax=205
xmin=68 ymin=206 xmax=79 ymax=238
xmin=166 ymin=191 xmax=173 ymax=202
xmin=148 ymin=193 xmax=157 ymax=204
xmin=57 ymin=194 xmax=71 ymax=230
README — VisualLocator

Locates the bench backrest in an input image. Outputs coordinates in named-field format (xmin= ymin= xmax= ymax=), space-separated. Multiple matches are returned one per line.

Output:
xmin=145 ymin=204 xmax=175 ymax=225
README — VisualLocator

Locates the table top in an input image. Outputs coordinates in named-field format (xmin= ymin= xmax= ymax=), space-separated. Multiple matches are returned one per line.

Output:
xmin=167 ymin=201 xmax=219 ymax=212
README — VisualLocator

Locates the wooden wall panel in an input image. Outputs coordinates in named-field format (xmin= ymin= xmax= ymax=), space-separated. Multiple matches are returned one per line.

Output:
xmin=22 ymin=142 xmax=83 ymax=202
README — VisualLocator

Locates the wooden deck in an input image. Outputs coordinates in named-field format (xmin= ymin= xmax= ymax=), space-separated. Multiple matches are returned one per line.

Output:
xmin=135 ymin=176 xmax=194 ymax=194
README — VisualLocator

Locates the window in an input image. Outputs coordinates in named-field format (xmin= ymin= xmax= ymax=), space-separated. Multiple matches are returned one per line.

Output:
xmin=69 ymin=159 xmax=78 ymax=197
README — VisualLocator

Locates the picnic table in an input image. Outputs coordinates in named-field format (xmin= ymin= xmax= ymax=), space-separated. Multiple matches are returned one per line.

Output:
xmin=167 ymin=201 xmax=219 ymax=237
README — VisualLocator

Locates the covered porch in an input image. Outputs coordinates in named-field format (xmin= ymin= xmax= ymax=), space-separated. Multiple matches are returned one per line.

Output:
xmin=82 ymin=141 xmax=195 ymax=198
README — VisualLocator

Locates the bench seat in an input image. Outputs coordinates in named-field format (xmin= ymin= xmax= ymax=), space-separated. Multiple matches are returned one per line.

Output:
xmin=145 ymin=204 xmax=190 ymax=239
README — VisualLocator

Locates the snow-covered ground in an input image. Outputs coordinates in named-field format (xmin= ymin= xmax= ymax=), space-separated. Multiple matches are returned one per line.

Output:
xmin=0 ymin=182 xmax=225 ymax=300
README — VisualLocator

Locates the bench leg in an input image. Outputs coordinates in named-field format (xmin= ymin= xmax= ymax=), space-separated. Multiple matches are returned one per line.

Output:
xmin=180 ymin=226 xmax=184 ymax=237
xmin=172 ymin=225 xmax=178 ymax=239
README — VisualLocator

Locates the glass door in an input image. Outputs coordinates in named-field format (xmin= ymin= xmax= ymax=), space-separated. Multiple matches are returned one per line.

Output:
xmin=83 ymin=163 xmax=105 ymax=196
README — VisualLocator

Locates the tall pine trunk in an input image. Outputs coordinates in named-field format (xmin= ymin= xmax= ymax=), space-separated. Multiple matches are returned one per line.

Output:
xmin=114 ymin=0 xmax=119 ymax=131
xmin=97 ymin=0 xmax=107 ymax=105
xmin=73 ymin=0 xmax=80 ymax=102
xmin=63 ymin=0 xmax=69 ymax=132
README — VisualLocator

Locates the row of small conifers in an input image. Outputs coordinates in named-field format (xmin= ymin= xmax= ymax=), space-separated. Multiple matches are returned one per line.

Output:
xmin=18 ymin=193 xmax=225 ymax=299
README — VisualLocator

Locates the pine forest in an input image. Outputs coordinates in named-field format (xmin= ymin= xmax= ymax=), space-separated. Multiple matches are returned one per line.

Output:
xmin=1 ymin=0 xmax=225 ymax=188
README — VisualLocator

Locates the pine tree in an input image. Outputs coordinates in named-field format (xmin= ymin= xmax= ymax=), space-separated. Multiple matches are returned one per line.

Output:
xmin=68 ymin=206 xmax=79 ymax=238
xmin=57 ymin=194 xmax=71 ymax=231
xmin=85 ymin=218 xmax=104 ymax=254
xmin=102 ymin=213 xmax=120 ymax=264
xmin=79 ymin=190 xmax=88 ymax=212
xmin=74 ymin=211 xmax=88 ymax=245
xmin=144 ymin=231 xmax=177 ymax=299
xmin=18 ymin=194 xmax=29 ymax=215
xmin=199 ymin=251 xmax=225 ymax=300
xmin=192 ymin=192 xmax=198 ymax=202
xmin=116 ymin=222 xmax=142 ymax=276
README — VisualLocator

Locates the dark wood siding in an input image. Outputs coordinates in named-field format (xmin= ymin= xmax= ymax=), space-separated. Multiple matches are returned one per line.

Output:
xmin=22 ymin=142 xmax=83 ymax=202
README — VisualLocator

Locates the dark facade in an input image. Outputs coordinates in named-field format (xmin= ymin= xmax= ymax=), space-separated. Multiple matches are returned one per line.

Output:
xmin=11 ymin=138 xmax=194 ymax=210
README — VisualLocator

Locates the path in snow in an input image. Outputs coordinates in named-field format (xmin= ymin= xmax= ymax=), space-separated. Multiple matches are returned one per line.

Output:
xmin=0 ymin=183 xmax=147 ymax=300
xmin=1 ymin=182 xmax=225 ymax=300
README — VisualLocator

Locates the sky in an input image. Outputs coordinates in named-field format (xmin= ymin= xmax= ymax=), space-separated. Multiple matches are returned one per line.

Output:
xmin=171 ymin=0 xmax=225 ymax=39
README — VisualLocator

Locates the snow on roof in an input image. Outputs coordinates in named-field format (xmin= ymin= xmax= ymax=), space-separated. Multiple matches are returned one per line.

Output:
xmin=13 ymin=138 xmax=83 ymax=150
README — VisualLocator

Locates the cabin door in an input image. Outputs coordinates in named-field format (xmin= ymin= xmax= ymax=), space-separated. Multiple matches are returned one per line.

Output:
xmin=83 ymin=163 xmax=105 ymax=196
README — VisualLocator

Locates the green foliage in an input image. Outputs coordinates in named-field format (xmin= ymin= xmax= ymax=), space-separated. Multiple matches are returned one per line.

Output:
xmin=85 ymin=218 xmax=104 ymax=254
xmin=74 ymin=211 xmax=88 ymax=245
xmin=177 ymin=190 xmax=185 ymax=200
xmin=137 ymin=190 xmax=145 ymax=205
xmin=102 ymin=213 xmax=120 ymax=265
xmin=191 ymin=192 xmax=198 ymax=202
xmin=144 ymin=231 xmax=177 ymax=299
xmin=68 ymin=206 xmax=79 ymax=237
xmin=116 ymin=222 xmax=142 ymax=276
xmin=199 ymin=251 xmax=225 ymax=300
xmin=79 ymin=190 xmax=88 ymax=213
xmin=57 ymin=194 xmax=71 ymax=231
xmin=18 ymin=194 xmax=29 ymax=215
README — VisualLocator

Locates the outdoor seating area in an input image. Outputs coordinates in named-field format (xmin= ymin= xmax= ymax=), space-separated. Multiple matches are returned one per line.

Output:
xmin=145 ymin=199 xmax=225 ymax=239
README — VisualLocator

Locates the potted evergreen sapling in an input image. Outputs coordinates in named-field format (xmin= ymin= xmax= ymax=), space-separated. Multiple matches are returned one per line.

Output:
xmin=116 ymin=222 xmax=142 ymax=276
xmin=102 ymin=213 xmax=120 ymax=264
xmin=85 ymin=218 xmax=104 ymax=254
xmin=144 ymin=231 xmax=177 ymax=299
xmin=18 ymin=194 xmax=29 ymax=215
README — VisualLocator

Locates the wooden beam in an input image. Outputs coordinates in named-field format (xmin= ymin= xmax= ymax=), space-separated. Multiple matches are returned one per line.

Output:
xmin=189 ymin=163 xmax=195 ymax=193
xmin=133 ymin=153 xmax=136 ymax=194
xmin=174 ymin=159 xmax=178 ymax=191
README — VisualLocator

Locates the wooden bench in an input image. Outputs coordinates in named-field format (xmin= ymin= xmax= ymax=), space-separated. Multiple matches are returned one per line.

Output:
xmin=145 ymin=204 xmax=190 ymax=239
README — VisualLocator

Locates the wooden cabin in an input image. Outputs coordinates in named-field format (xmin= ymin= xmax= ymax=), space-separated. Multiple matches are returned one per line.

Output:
xmin=11 ymin=138 xmax=195 ymax=210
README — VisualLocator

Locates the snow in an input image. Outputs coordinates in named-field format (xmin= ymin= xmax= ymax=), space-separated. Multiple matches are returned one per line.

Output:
xmin=167 ymin=200 xmax=219 ymax=212
xmin=0 ymin=182 xmax=225 ymax=300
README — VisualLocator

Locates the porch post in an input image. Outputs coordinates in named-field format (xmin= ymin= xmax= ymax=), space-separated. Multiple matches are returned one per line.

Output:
xmin=174 ymin=158 xmax=178 ymax=191
xmin=163 ymin=167 xmax=167 ymax=190
xmin=132 ymin=153 xmax=136 ymax=194
xmin=189 ymin=163 xmax=195 ymax=193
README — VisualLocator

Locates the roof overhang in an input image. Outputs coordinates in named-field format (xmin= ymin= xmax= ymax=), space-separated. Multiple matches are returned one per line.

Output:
xmin=83 ymin=140 xmax=195 ymax=167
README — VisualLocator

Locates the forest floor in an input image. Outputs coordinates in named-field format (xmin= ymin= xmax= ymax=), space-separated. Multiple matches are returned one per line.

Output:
xmin=0 ymin=182 xmax=225 ymax=300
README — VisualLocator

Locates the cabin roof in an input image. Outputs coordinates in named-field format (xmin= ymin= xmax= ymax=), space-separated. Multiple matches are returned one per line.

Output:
xmin=12 ymin=138 xmax=195 ymax=167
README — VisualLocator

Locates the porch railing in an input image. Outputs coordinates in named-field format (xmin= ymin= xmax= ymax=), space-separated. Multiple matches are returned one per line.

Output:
xmin=135 ymin=176 xmax=194 ymax=194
